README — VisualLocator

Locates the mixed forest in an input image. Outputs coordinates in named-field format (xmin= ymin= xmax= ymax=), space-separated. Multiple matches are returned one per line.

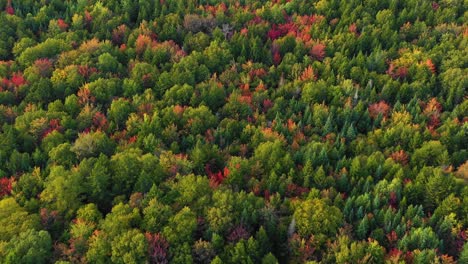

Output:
xmin=0 ymin=0 xmax=467 ymax=263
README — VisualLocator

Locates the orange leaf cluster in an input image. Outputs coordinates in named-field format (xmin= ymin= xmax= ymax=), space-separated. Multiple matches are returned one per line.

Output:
xmin=310 ymin=43 xmax=326 ymax=61
xmin=425 ymin=59 xmax=436 ymax=74
xmin=390 ymin=150 xmax=409 ymax=165
xmin=368 ymin=101 xmax=391 ymax=119
xmin=300 ymin=65 xmax=317 ymax=81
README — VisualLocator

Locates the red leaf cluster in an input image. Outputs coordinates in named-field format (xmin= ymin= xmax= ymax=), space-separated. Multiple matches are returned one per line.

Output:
xmin=288 ymin=233 xmax=316 ymax=263
xmin=84 ymin=11 xmax=92 ymax=25
xmin=240 ymin=28 xmax=248 ymax=36
xmin=386 ymin=230 xmax=398 ymax=246
xmin=273 ymin=51 xmax=281 ymax=65
xmin=386 ymin=248 xmax=403 ymax=262
xmin=40 ymin=208 xmax=61 ymax=231
xmin=349 ymin=23 xmax=358 ymax=36
xmin=128 ymin=135 xmax=138 ymax=144
xmin=34 ymin=58 xmax=53 ymax=77
xmin=205 ymin=129 xmax=214 ymax=143
xmin=227 ymin=225 xmax=250 ymax=243
xmin=389 ymin=191 xmax=398 ymax=209
xmin=386 ymin=63 xmax=408 ymax=79
xmin=77 ymin=65 xmax=98 ymax=79
xmin=42 ymin=119 xmax=63 ymax=139
xmin=57 ymin=19 xmax=69 ymax=31
xmin=10 ymin=72 xmax=26 ymax=87
xmin=5 ymin=5 xmax=14 ymax=15
xmin=248 ymin=68 xmax=267 ymax=79
xmin=368 ymin=101 xmax=391 ymax=119
xmin=267 ymin=22 xmax=297 ymax=40
xmin=0 ymin=177 xmax=13 ymax=197
xmin=112 ymin=24 xmax=128 ymax=45
xmin=390 ymin=150 xmax=409 ymax=165
xmin=297 ymin=14 xmax=324 ymax=26
xmin=205 ymin=164 xmax=230 ymax=188
xmin=286 ymin=183 xmax=308 ymax=198
xmin=262 ymin=99 xmax=273 ymax=113
xmin=93 ymin=112 xmax=108 ymax=130
xmin=146 ymin=233 xmax=169 ymax=264
xmin=309 ymin=43 xmax=326 ymax=61
xmin=456 ymin=230 xmax=467 ymax=253
xmin=173 ymin=104 xmax=185 ymax=116
xmin=404 ymin=251 xmax=414 ymax=263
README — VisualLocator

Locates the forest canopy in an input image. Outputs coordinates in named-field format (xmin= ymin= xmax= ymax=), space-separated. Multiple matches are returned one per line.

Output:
xmin=0 ymin=0 xmax=467 ymax=263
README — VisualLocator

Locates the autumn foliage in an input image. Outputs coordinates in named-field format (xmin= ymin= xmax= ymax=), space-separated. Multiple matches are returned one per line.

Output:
xmin=0 ymin=177 xmax=13 ymax=197
xmin=368 ymin=101 xmax=391 ymax=119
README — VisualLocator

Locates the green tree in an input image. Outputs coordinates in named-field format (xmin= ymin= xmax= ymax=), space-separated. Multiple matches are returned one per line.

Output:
xmin=142 ymin=198 xmax=173 ymax=233
xmin=40 ymin=166 xmax=85 ymax=218
xmin=111 ymin=229 xmax=147 ymax=264
xmin=163 ymin=207 xmax=197 ymax=244
xmin=1 ymin=229 xmax=52 ymax=264
xmin=293 ymin=198 xmax=343 ymax=239
xmin=0 ymin=198 xmax=40 ymax=242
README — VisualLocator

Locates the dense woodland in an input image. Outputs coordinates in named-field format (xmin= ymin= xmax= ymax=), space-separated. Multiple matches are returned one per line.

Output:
xmin=0 ymin=0 xmax=467 ymax=263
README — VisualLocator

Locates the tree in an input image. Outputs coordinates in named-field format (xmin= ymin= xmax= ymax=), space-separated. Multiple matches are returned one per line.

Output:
xmin=97 ymin=52 xmax=120 ymax=73
xmin=1 ymin=229 xmax=52 ymax=264
xmin=398 ymin=227 xmax=440 ymax=251
xmin=108 ymin=98 xmax=134 ymax=129
xmin=0 ymin=198 xmax=40 ymax=242
xmin=40 ymin=166 xmax=85 ymax=218
xmin=86 ymin=78 xmax=121 ymax=104
xmin=18 ymin=38 xmax=71 ymax=66
xmin=111 ymin=229 xmax=148 ymax=264
xmin=253 ymin=140 xmax=294 ymax=176
xmin=202 ymin=40 xmax=233 ymax=73
xmin=87 ymin=154 xmax=112 ymax=209
xmin=71 ymin=131 xmax=115 ymax=160
xmin=411 ymin=141 xmax=449 ymax=168
xmin=162 ymin=207 xmax=197 ymax=244
xmin=110 ymin=148 xmax=142 ymax=196
xmin=293 ymin=198 xmax=343 ymax=239
xmin=100 ymin=203 xmax=141 ymax=239
xmin=262 ymin=253 xmax=279 ymax=264
xmin=146 ymin=232 xmax=169 ymax=264
xmin=142 ymin=198 xmax=173 ymax=233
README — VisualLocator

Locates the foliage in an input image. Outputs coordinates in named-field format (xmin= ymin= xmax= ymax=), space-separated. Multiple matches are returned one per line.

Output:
xmin=0 ymin=0 xmax=466 ymax=262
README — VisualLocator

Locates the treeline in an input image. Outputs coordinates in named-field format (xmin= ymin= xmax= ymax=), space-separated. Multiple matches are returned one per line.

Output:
xmin=0 ymin=0 xmax=467 ymax=263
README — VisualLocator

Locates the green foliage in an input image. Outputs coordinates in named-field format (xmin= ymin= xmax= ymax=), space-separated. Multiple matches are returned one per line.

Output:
xmin=40 ymin=166 xmax=85 ymax=218
xmin=18 ymin=38 xmax=71 ymax=66
xmin=111 ymin=229 xmax=147 ymax=264
xmin=0 ymin=229 xmax=52 ymax=264
xmin=0 ymin=0 xmax=466 ymax=262
xmin=0 ymin=198 xmax=40 ymax=242
xmin=294 ymin=198 xmax=343 ymax=239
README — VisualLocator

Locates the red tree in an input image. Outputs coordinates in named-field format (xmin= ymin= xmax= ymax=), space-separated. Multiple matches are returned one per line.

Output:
xmin=390 ymin=150 xmax=409 ymax=165
xmin=310 ymin=43 xmax=326 ymax=61
xmin=146 ymin=233 xmax=169 ymax=264
xmin=34 ymin=59 xmax=53 ymax=77
xmin=10 ymin=72 xmax=26 ymax=87
xmin=0 ymin=177 xmax=13 ymax=197
xmin=5 ymin=0 xmax=14 ymax=15
xmin=93 ymin=112 xmax=108 ymax=130
xmin=368 ymin=101 xmax=391 ymax=119
xmin=57 ymin=19 xmax=69 ymax=31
